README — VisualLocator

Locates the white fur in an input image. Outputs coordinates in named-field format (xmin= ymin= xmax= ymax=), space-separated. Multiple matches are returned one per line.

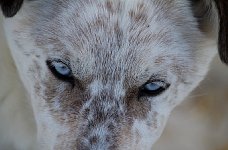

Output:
xmin=0 ymin=0 xmax=221 ymax=149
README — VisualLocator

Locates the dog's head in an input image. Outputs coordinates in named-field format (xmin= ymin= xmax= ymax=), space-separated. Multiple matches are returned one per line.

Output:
xmin=1 ymin=0 xmax=227 ymax=149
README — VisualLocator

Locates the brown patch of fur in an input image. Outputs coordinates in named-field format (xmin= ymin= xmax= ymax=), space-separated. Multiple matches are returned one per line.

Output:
xmin=106 ymin=1 xmax=114 ymax=14
xmin=41 ymin=75 xmax=90 ymax=125
xmin=129 ymin=3 xmax=148 ymax=23
xmin=154 ymin=56 xmax=166 ymax=64
xmin=125 ymin=87 xmax=151 ymax=121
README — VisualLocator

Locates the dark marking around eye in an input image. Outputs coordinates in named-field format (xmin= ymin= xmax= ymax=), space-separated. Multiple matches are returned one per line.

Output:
xmin=139 ymin=80 xmax=170 ymax=97
xmin=46 ymin=60 xmax=75 ymax=85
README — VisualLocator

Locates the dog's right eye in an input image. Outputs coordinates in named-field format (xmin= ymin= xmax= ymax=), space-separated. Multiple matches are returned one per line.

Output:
xmin=46 ymin=60 xmax=74 ymax=82
xmin=139 ymin=80 xmax=170 ymax=97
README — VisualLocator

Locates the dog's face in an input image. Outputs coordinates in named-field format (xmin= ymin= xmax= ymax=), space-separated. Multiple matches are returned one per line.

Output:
xmin=1 ymin=0 xmax=227 ymax=149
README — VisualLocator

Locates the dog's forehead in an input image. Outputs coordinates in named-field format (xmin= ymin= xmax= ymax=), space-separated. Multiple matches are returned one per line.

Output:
xmin=31 ymin=0 xmax=195 ymax=80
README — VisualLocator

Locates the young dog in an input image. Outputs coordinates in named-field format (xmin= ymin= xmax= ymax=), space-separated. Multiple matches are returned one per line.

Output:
xmin=0 ymin=0 xmax=227 ymax=149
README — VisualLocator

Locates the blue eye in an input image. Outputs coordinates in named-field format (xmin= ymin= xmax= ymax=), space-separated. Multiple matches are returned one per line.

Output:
xmin=140 ymin=81 xmax=170 ymax=97
xmin=53 ymin=61 xmax=71 ymax=76
xmin=47 ymin=60 xmax=74 ymax=82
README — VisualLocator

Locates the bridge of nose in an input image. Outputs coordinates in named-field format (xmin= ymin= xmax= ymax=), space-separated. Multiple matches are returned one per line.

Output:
xmin=76 ymin=82 xmax=126 ymax=149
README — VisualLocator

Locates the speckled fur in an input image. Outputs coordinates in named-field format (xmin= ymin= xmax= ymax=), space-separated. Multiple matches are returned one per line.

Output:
xmin=0 ymin=0 xmax=224 ymax=149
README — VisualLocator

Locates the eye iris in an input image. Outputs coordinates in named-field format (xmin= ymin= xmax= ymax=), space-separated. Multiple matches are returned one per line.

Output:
xmin=140 ymin=81 xmax=169 ymax=97
xmin=54 ymin=62 xmax=71 ymax=76
xmin=47 ymin=60 xmax=74 ymax=82
xmin=144 ymin=83 xmax=161 ymax=91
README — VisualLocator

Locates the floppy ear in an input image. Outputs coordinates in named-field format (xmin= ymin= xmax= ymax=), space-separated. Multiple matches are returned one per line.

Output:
xmin=191 ymin=0 xmax=228 ymax=64
xmin=214 ymin=0 xmax=228 ymax=64
xmin=0 ymin=0 xmax=23 ymax=17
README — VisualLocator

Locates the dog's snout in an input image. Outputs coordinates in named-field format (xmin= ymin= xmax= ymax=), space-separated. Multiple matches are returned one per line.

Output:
xmin=75 ymin=89 xmax=124 ymax=150
xmin=76 ymin=115 xmax=119 ymax=150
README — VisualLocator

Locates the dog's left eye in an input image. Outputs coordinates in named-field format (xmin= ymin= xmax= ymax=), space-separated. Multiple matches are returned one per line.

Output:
xmin=140 ymin=81 xmax=170 ymax=97
xmin=46 ymin=60 xmax=74 ymax=82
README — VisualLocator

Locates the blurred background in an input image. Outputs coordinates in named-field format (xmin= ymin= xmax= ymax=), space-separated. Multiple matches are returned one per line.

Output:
xmin=154 ymin=57 xmax=228 ymax=150
xmin=0 ymin=16 xmax=228 ymax=150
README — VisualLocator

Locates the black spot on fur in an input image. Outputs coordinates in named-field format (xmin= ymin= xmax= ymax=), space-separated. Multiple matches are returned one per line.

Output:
xmin=0 ymin=0 xmax=23 ymax=17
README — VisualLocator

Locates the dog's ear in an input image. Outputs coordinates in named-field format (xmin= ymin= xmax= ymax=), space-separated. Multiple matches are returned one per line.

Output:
xmin=214 ymin=0 xmax=228 ymax=64
xmin=0 ymin=0 xmax=23 ymax=17
xmin=191 ymin=0 xmax=228 ymax=64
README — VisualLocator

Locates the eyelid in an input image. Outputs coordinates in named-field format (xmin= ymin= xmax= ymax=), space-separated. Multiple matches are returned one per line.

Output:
xmin=47 ymin=58 xmax=70 ymax=67
xmin=146 ymin=80 xmax=168 ymax=88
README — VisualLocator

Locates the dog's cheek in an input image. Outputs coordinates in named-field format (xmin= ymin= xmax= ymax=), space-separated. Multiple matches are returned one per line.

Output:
xmin=118 ymin=111 xmax=170 ymax=150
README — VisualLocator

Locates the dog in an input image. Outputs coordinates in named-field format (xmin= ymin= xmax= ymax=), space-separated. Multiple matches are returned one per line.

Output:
xmin=0 ymin=0 xmax=227 ymax=149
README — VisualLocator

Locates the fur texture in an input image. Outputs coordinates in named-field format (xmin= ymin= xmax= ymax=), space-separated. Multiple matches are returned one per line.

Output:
xmin=0 ymin=0 xmax=227 ymax=149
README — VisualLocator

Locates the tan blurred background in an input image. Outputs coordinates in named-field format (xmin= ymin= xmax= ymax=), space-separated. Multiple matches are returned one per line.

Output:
xmin=0 ymin=15 xmax=228 ymax=150
xmin=154 ymin=57 xmax=228 ymax=150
